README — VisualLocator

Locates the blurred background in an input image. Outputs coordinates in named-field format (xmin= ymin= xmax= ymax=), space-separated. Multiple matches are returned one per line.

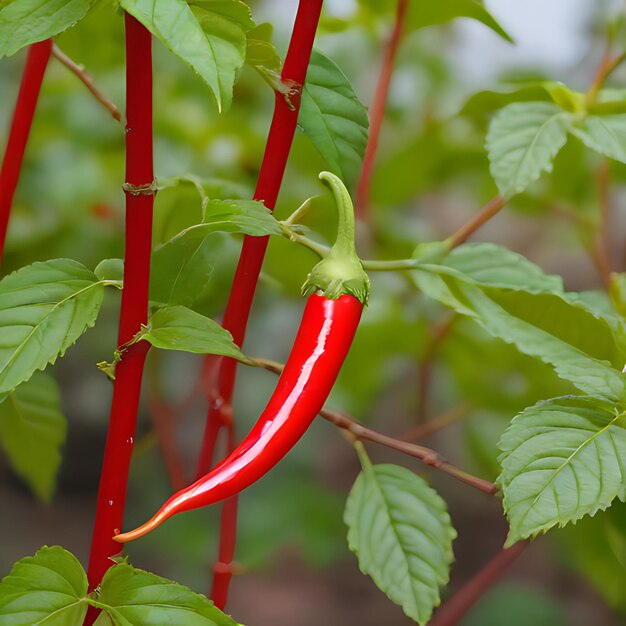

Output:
xmin=1 ymin=0 xmax=625 ymax=624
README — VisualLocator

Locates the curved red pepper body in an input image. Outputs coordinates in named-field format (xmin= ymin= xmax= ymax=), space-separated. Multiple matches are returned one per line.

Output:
xmin=114 ymin=293 xmax=363 ymax=542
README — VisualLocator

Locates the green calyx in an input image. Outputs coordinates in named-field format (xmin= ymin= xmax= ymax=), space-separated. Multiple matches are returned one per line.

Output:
xmin=302 ymin=172 xmax=370 ymax=305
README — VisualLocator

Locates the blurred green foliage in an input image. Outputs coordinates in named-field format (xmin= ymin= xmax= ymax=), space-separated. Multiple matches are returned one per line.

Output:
xmin=0 ymin=0 xmax=625 ymax=624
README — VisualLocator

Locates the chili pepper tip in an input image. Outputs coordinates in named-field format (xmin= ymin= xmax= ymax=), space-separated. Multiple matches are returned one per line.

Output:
xmin=112 ymin=511 xmax=167 ymax=543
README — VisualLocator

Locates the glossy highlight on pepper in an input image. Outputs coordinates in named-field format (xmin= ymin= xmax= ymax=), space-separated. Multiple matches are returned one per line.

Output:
xmin=114 ymin=293 xmax=363 ymax=543
xmin=114 ymin=172 xmax=368 ymax=543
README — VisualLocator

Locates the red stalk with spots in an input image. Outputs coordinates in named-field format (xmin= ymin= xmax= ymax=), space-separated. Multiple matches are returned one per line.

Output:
xmin=84 ymin=13 xmax=154 ymax=624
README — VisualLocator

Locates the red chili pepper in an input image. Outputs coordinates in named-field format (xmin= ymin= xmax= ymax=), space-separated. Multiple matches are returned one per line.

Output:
xmin=114 ymin=172 xmax=369 ymax=543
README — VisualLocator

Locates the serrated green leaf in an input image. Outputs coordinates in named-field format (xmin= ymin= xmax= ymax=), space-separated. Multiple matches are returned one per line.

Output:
xmin=96 ymin=563 xmax=241 ymax=626
xmin=0 ymin=373 xmax=66 ymax=502
xmin=298 ymin=49 xmax=369 ymax=184
xmin=0 ymin=546 xmax=89 ymax=625
xmin=0 ymin=0 xmax=93 ymax=58
xmin=498 ymin=396 xmax=626 ymax=544
xmin=413 ymin=265 xmax=626 ymax=400
xmin=344 ymin=456 xmax=456 ymax=625
xmin=442 ymin=243 xmax=564 ymax=292
xmin=119 ymin=0 xmax=248 ymax=111
xmin=139 ymin=305 xmax=250 ymax=363
xmin=570 ymin=114 xmax=626 ymax=163
xmin=486 ymin=102 xmax=572 ymax=197
xmin=189 ymin=0 xmax=254 ymax=30
xmin=0 ymin=259 xmax=105 ymax=394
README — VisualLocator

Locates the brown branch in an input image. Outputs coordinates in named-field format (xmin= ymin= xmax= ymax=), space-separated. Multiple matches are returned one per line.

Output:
xmin=416 ymin=316 xmax=456 ymax=424
xmin=448 ymin=195 xmax=506 ymax=249
xmin=402 ymin=401 xmax=471 ymax=441
xmin=51 ymin=44 xmax=123 ymax=123
xmin=587 ymin=47 xmax=626 ymax=108
xmin=593 ymin=160 xmax=613 ymax=289
xmin=355 ymin=0 xmax=409 ymax=220
xmin=252 ymin=358 xmax=498 ymax=496
xmin=429 ymin=541 xmax=529 ymax=626
xmin=146 ymin=355 xmax=189 ymax=492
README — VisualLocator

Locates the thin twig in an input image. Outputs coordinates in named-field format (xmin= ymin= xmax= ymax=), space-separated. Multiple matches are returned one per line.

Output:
xmin=356 ymin=0 xmax=410 ymax=219
xmin=52 ymin=43 xmax=123 ymax=123
xmin=252 ymin=357 xmax=498 ymax=496
xmin=594 ymin=160 xmax=613 ymax=289
xmin=587 ymin=48 xmax=626 ymax=108
xmin=402 ymin=401 xmax=471 ymax=441
xmin=146 ymin=354 xmax=189 ymax=491
xmin=448 ymin=195 xmax=507 ymax=249
xmin=416 ymin=316 xmax=456 ymax=424
xmin=324 ymin=408 xmax=497 ymax=494
xmin=429 ymin=541 xmax=529 ymax=626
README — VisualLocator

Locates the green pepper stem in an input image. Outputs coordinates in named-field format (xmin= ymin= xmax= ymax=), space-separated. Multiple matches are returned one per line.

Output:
xmin=279 ymin=221 xmax=425 ymax=271
xmin=302 ymin=172 xmax=370 ymax=304
xmin=322 ymin=171 xmax=357 ymax=260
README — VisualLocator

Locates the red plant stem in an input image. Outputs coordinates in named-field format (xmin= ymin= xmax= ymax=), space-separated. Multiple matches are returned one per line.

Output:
xmin=0 ymin=39 xmax=52 ymax=260
xmin=429 ymin=541 xmax=529 ymax=626
xmin=417 ymin=316 xmax=455 ymax=424
xmin=196 ymin=0 xmax=324 ymax=610
xmin=85 ymin=13 xmax=153 ymax=614
xmin=147 ymin=355 xmax=188 ymax=492
xmin=355 ymin=0 xmax=409 ymax=219
xmin=211 ymin=496 xmax=239 ymax=606
xmin=197 ymin=0 xmax=325 ymax=473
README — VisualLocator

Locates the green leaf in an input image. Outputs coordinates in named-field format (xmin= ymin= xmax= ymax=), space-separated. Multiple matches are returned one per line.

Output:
xmin=357 ymin=0 xmax=511 ymax=42
xmin=150 ymin=198 xmax=280 ymax=306
xmin=498 ymin=396 xmax=626 ymax=544
xmin=95 ymin=563 xmax=241 ymax=626
xmin=245 ymin=22 xmax=280 ymax=71
xmin=150 ymin=232 xmax=226 ymax=307
xmin=0 ymin=546 xmax=89 ymax=625
xmin=442 ymin=243 xmax=564 ymax=293
xmin=0 ymin=373 xmax=66 ymax=502
xmin=94 ymin=258 xmax=124 ymax=283
xmin=298 ymin=49 xmax=369 ymax=184
xmin=344 ymin=453 xmax=456 ymax=625
xmin=0 ymin=0 xmax=93 ymax=58
xmin=413 ymin=265 xmax=626 ymax=400
xmin=171 ymin=198 xmax=281 ymax=238
xmin=570 ymin=114 xmax=626 ymax=163
xmin=139 ymin=306 xmax=250 ymax=363
xmin=119 ymin=0 xmax=249 ymax=111
xmin=407 ymin=0 xmax=513 ymax=43
xmin=460 ymin=84 xmax=554 ymax=126
xmin=486 ymin=102 xmax=572 ymax=197
xmin=0 ymin=259 xmax=105 ymax=394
